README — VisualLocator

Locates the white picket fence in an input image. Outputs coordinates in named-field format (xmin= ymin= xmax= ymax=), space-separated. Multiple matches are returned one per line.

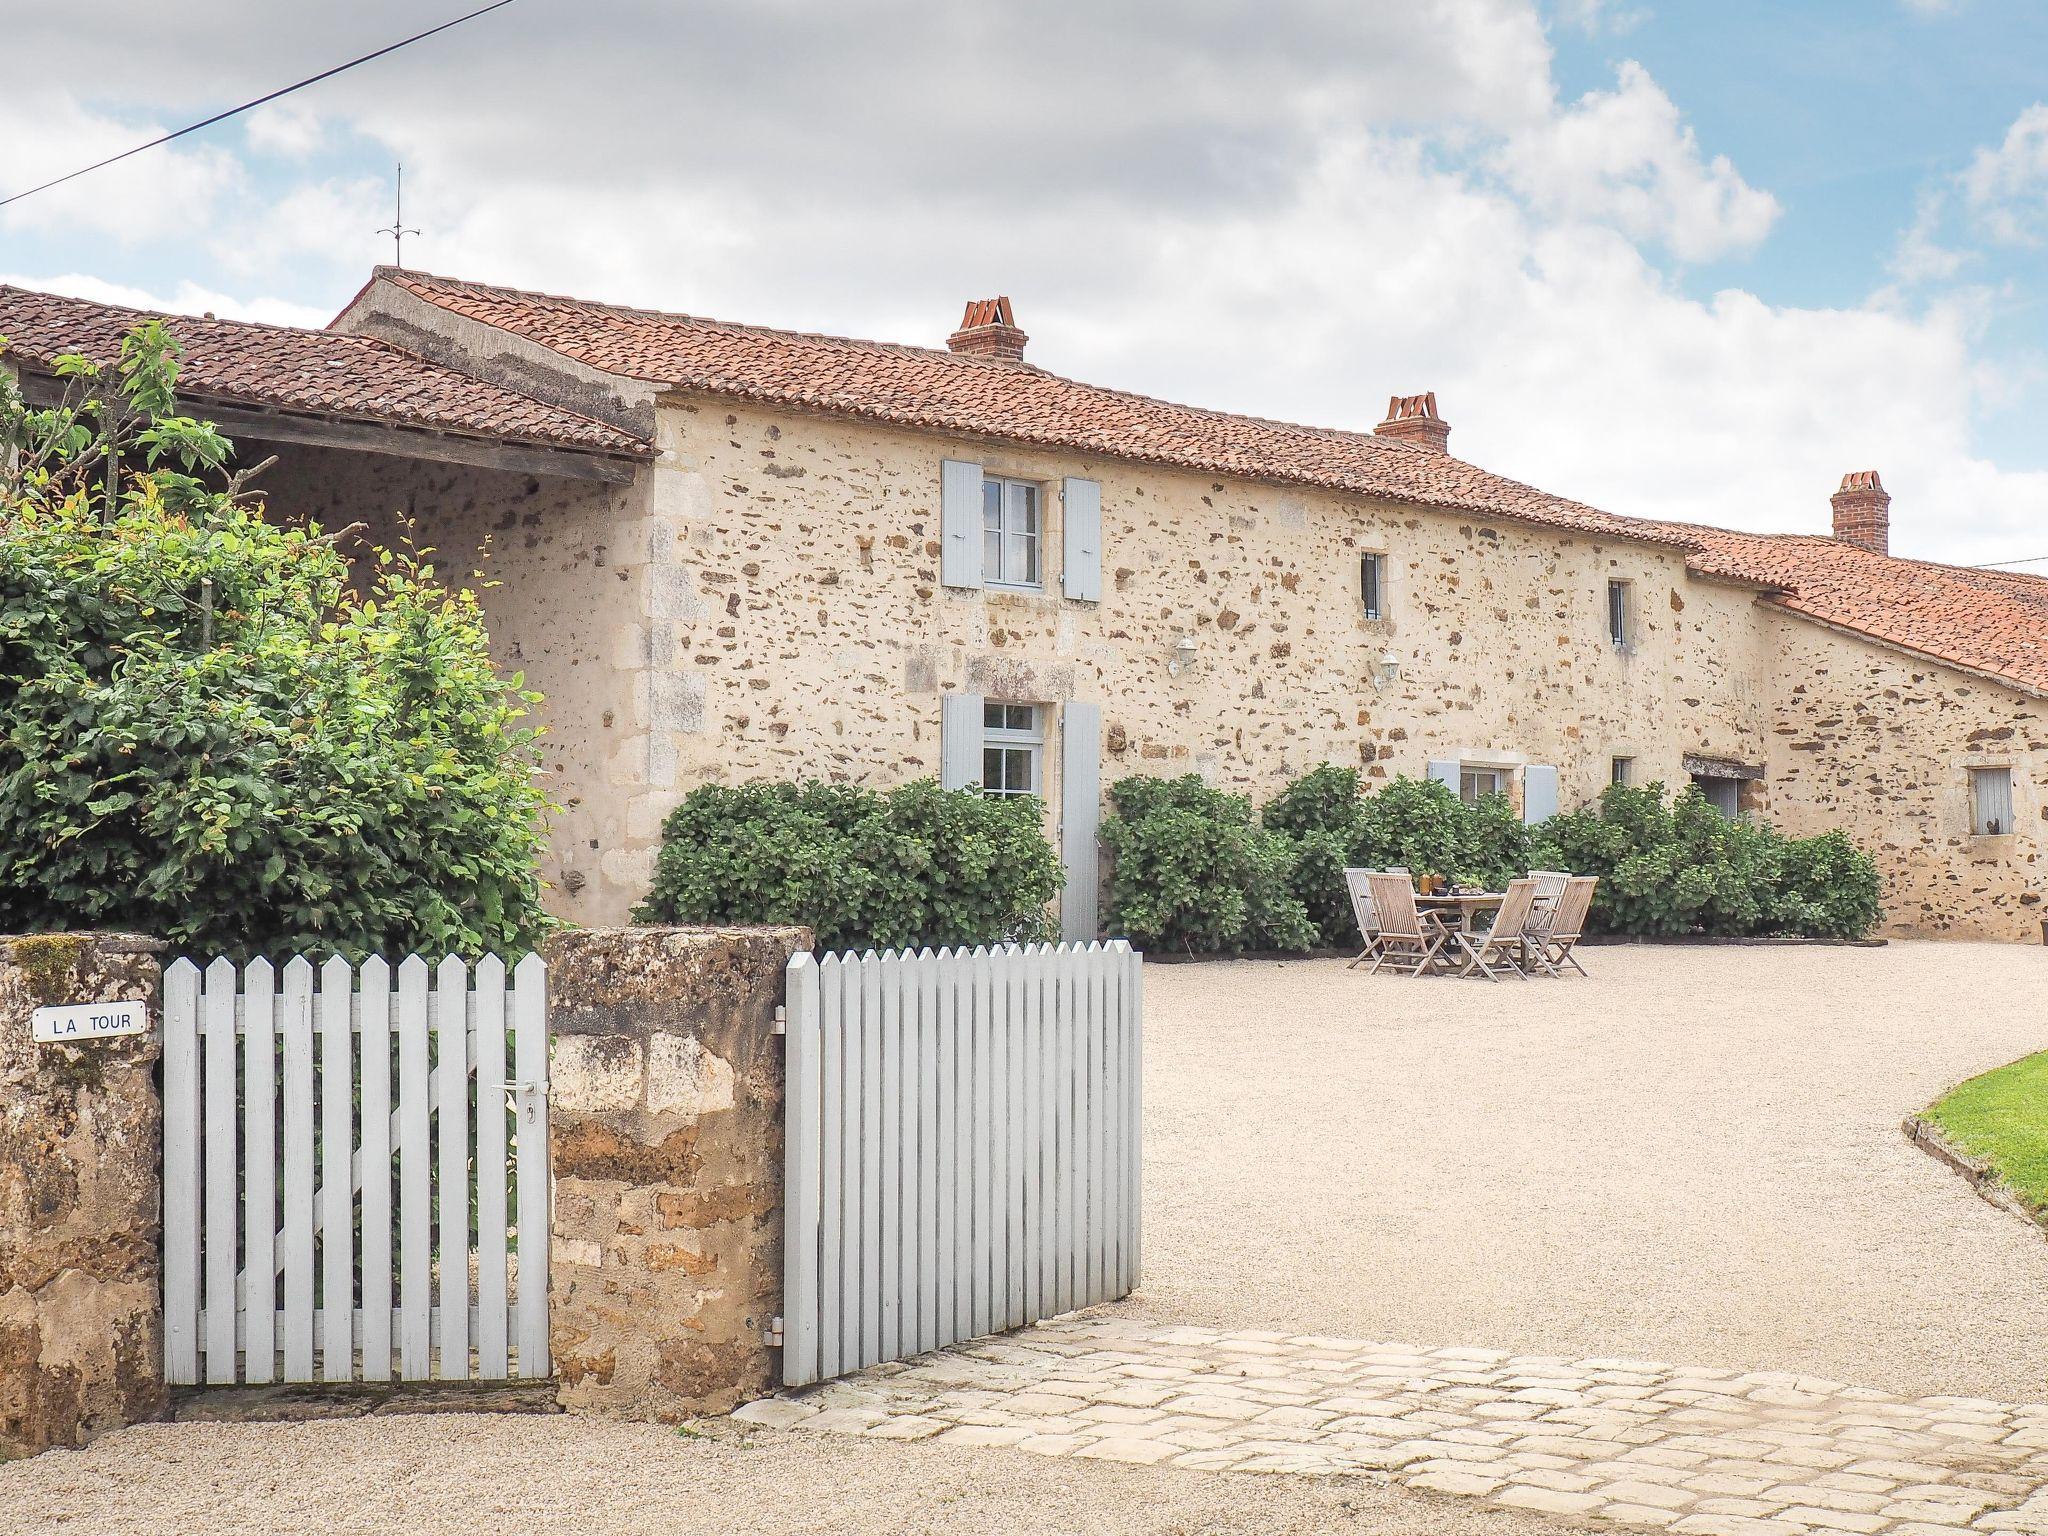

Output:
xmin=781 ymin=941 xmax=1142 ymax=1388
xmin=161 ymin=954 xmax=550 ymax=1386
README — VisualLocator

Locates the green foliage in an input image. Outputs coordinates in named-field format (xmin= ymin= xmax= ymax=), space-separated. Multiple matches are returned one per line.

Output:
xmin=1928 ymin=1049 xmax=2048 ymax=1215
xmin=1534 ymin=782 xmax=1882 ymax=939
xmin=1115 ymin=763 xmax=1883 ymax=952
xmin=633 ymin=778 xmax=1064 ymax=952
xmin=0 ymin=324 xmax=551 ymax=961
xmin=1101 ymin=774 xmax=1315 ymax=953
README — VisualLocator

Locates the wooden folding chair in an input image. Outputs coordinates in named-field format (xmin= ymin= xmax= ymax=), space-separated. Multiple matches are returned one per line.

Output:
xmin=1530 ymin=876 xmax=1597 ymax=976
xmin=1366 ymin=874 xmax=1450 ymax=977
xmin=1528 ymin=869 xmax=1570 ymax=918
xmin=1451 ymin=878 xmax=1540 ymax=981
xmin=1343 ymin=868 xmax=1384 ymax=969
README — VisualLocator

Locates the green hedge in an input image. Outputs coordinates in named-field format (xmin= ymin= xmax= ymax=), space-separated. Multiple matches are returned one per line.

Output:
xmin=1098 ymin=775 xmax=1315 ymax=953
xmin=1102 ymin=764 xmax=1882 ymax=951
xmin=634 ymin=779 xmax=1064 ymax=952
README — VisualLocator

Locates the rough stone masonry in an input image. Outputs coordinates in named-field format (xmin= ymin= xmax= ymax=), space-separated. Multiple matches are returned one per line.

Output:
xmin=544 ymin=924 xmax=809 ymax=1420
xmin=0 ymin=933 xmax=166 ymax=1458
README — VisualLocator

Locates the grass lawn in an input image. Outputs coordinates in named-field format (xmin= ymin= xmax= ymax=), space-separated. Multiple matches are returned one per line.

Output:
xmin=1928 ymin=1050 xmax=2048 ymax=1214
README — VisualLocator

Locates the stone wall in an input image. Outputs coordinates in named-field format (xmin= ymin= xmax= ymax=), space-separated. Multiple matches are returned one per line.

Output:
xmin=543 ymin=924 xmax=808 ymax=1419
xmin=1763 ymin=614 xmax=2048 ymax=940
xmin=0 ymin=934 xmax=165 ymax=1458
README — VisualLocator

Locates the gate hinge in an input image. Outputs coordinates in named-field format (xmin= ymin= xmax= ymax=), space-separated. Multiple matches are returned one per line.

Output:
xmin=764 ymin=1315 xmax=786 ymax=1347
xmin=772 ymin=1006 xmax=786 ymax=1036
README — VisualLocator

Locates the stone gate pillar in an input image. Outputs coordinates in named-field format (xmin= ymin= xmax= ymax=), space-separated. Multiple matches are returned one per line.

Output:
xmin=0 ymin=933 xmax=166 ymax=1457
xmin=543 ymin=925 xmax=808 ymax=1419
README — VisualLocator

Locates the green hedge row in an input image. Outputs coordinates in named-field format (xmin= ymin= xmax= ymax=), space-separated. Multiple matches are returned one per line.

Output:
xmin=634 ymin=779 xmax=1064 ymax=952
xmin=1102 ymin=766 xmax=1881 ymax=953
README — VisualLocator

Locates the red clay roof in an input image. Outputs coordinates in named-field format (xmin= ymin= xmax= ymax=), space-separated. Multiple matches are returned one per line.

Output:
xmin=0 ymin=285 xmax=651 ymax=461
xmin=1664 ymin=523 xmax=2048 ymax=694
xmin=371 ymin=268 xmax=1693 ymax=549
xmin=375 ymin=267 xmax=2048 ymax=697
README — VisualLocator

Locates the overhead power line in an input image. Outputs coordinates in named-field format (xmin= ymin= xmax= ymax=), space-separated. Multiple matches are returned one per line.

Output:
xmin=0 ymin=0 xmax=517 ymax=209
xmin=1975 ymin=554 xmax=2048 ymax=570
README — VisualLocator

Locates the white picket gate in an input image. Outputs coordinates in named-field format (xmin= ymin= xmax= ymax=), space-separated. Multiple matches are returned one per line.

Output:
xmin=781 ymin=941 xmax=1142 ymax=1387
xmin=161 ymin=953 xmax=550 ymax=1386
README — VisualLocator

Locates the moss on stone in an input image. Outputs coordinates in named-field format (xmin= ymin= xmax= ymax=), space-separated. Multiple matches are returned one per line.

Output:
xmin=8 ymin=934 xmax=89 ymax=1006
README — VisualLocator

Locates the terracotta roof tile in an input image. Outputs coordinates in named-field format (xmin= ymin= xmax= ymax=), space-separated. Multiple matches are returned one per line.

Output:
xmin=1665 ymin=522 xmax=2048 ymax=694
xmin=375 ymin=268 xmax=1692 ymax=549
xmin=0 ymin=285 xmax=651 ymax=461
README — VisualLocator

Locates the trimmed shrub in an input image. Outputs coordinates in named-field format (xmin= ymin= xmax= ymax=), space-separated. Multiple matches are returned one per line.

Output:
xmin=1535 ymin=782 xmax=1882 ymax=939
xmin=634 ymin=778 xmax=1063 ymax=952
xmin=1101 ymin=774 xmax=1315 ymax=952
xmin=0 ymin=323 xmax=550 ymax=961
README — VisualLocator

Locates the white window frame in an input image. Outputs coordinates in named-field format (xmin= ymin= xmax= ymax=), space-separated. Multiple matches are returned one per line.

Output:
xmin=1970 ymin=765 xmax=2015 ymax=837
xmin=981 ymin=476 xmax=1043 ymax=590
xmin=981 ymin=701 xmax=1045 ymax=798
xmin=1607 ymin=579 xmax=1633 ymax=651
xmin=1459 ymin=766 xmax=1506 ymax=806
xmin=1361 ymin=551 xmax=1387 ymax=621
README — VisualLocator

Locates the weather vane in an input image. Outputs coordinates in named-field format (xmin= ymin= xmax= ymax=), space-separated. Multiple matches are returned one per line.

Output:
xmin=377 ymin=163 xmax=420 ymax=268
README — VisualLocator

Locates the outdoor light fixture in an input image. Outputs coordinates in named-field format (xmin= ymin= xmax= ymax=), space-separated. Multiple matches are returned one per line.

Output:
xmin=1374 ymin=651 xmax=1402 ymax=688
xmin=1167 ymin=635 xmax=1199 ymax=676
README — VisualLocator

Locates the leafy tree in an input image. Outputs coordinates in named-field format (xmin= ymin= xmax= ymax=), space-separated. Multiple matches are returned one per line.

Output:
xmin=634 ymin=778 xmax=1063 ymax=951
xmin=0 ymin=323 xmax=550 ymax=959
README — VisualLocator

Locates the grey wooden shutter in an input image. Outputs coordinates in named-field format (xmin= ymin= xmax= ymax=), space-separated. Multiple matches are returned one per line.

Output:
xmin=1973 ymin=767 xmax=2014 ymax=835
xmin=940 ymin=692 xmax=984 ymax=789
xmin=1060 ymin=701 xmax=1102 ymax=942
xmin=940 ymin=460 xmax=984 ymax=590
xmin=1062 ymin=478 xmax=1102 ymax=602
xmin=1523 ymin=764 xmax=1560 ymax=825
xmin=1427 ymin=759 xmax=1460 ymax=792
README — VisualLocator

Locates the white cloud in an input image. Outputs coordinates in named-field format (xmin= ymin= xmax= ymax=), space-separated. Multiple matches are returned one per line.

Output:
xmin=1961 ymin=102 xmax=2048 ymax=245
xmin=1555 ymin=0 xmax=1649 ymax=36
xmin=0 ymin=89 xmax=241 ymax=242
xmin=1889 ymin=187 xmax=1969 ymax=283
xmin=243 ymin=102 xmax=325 ymax=159
xmin=0 ymin=271 xmax=329 ymax=329
xmin=1495 ymin=63 xmax=1781 ymax=262
xmin=2 ymin=0 xmax=2042 ymax=567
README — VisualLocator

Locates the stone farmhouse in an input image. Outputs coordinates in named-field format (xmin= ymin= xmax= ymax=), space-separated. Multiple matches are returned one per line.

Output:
xmin=4 ymin=275 xmax=2046 ymax=941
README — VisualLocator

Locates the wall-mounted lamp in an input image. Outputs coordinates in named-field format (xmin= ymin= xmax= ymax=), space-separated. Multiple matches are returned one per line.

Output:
xmin=1167 ymin=635 xmax=1199 ymax=677
xmin=1373 ymin=651 xmax=1402 ymax=689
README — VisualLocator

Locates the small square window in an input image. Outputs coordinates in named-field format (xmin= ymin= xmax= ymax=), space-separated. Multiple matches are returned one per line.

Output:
xmin=980 ymin=476 xmax=1042 ymax=587
xmin=1361 ymin=552 xmax=1386 ymax=621
xmin=1459 ymin=767 xmax=1504 ymax=805
xmin=1611 ymin=756 xmax=1634 ymax=787
xmin=1607 ymin=580 xmax=1632 ymax=648
xmin=1971 ymin=766 xmax=2014 ymax=836
xmin=1692 ymin=773 xmax=1741 ymax=818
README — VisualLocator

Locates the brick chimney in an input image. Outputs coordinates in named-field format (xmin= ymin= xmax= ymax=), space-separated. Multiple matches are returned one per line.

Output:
xmin=947 ymin=297 xmax=1028 ymax=362
xmin=1831 ymin=470 xmax=1890 ymax=555
xmin=1374 ymin=392 xmax=1450 ymax=454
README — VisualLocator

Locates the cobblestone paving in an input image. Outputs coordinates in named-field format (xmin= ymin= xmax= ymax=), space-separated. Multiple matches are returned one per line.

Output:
xmin=733 ymin=1319 xmax=2048 ymax=1535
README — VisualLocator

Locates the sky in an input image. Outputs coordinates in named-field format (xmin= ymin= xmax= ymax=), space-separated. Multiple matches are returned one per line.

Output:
xmin=5 ymin=0 xmax=2048 ymax=567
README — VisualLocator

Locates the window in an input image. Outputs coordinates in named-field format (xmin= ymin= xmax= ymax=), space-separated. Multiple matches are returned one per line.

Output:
xmin=1971 ymin=766 xmax=2014 ymax=836
xmin=1361 ymin=552 xmax=1386 ymax=621
xmin=1459 ymin=767 xmax=1505 ymax=805
xmin=1607 ymin=579 xmax=1632 ymax=649
xmin=1692 ymin=773 xmax=1740 ymax=819
xmin=1611 ymin=756 xmax=1634 ymax=787
xmin=981 ymin=477 xmax=1042 ymax=587
xmin=981 ymin=701 xmax=1044 ymax=797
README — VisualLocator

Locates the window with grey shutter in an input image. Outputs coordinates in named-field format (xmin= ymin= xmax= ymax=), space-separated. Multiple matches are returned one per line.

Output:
xmin=1427 ymin=759 xmax=1460 ymax=795
xmin=1361 ymin=552 xmax=1386 ymax=620
xmin=940 ymin=691 xmax=985 ymax=789
xmin=1062 ymin=478 xmax=1102 ymax=602
xmin=1522 ymin=764 xmax=1560 ymax=825
xmin=940 ymin=460 xmax=984 ymax=589
xmin=1060 ymin=701 xmax=1102 ymax=942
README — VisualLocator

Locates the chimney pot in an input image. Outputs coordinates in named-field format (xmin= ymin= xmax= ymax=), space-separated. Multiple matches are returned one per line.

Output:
xmin=947 ymin=296 xmax=1028 ymax=363
xmin=1374 ymin=391 xmax=1450 ymax=454
xmin=1830 ymin=470 xmax=1890 ymax=555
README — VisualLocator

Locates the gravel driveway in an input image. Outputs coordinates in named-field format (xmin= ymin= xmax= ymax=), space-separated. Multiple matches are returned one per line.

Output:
xmin=1121 ymin=941 xmax=2048 ymax=1400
